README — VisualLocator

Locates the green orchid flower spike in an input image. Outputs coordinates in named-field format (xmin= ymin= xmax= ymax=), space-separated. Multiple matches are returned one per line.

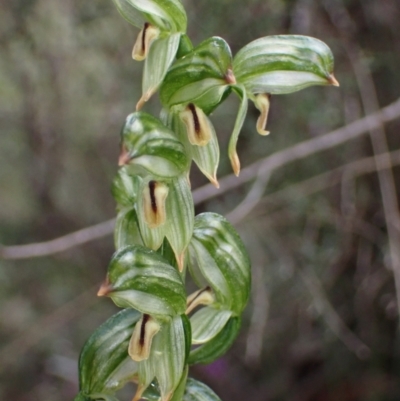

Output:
xmin=75 ymin=3 xmax=339 ymax=401
xmin=112 ymin=0 xmax=187 ymax=109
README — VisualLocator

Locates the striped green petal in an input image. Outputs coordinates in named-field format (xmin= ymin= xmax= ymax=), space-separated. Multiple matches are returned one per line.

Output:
xmin=188 ymin=316 xmax=241 ymax=365
xmin=170 ymin=112 xmax=219 ymax=187
xmin=112 ymin=0 xmax=187 ymax=32
xmin=183 ymin=378 xmax=222 ymax=401
xmin=114 ymin=208 xmax=143 ymax=250
xmin=188 ymin=213 xmax=251 ymax=314
xmin=160 ymin=37 xmax=233 ymax=114
xmin=190 ymin=307 xmax=232 ymax=344
xmin=137 ymin=316 xmax=188 ymax=401
xmin=112 ymin=168 xmax=141 ymax=209
xmin=233 ymin=35 xmax=338 ymax=95
xmin=100 ymin=245 xmax=186 ymax=317
xmin=78 ymin=309 xmax=141 ymax=395
xmin=138 ymin=33 xmax=181 ymax=110
xmin=228 ymin=84 xmax=248 ymax=176
xmin=165 ymin=175 xmax=194 ymax=271
xmin=120 ymin=112 xmax=188 ymax=179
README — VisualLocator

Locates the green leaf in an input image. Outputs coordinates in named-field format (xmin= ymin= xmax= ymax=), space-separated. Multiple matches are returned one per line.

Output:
xmin=112 ymin=0 xmax=187 ymax=32
xmin=188 ymin=317 xmax=241 ymax=365
xmin=183 ymin=378 xmax=222 ymax=401
xmin=78 ymin=309 xmax=141 ymax=395
xmin=188 ymin=213 xmax=251 ymax=314
xmin=228 ymin=85 xmax=248 ymax=176
xmin=101 ymin=245 xmax=186 ymax=317
xmin=112 ymin=168 xmax=140 ymax=209
xmin=137 ymin=316 xmax=188 ymax=401
xmin=120 ymin=112 xmax=188 ymax=179
xmin=233 ymin=35 xmax=338 ymax=95
xmin=164 ymin=175 xmax=194 ymax=271
xmin=160 ymin=37 xmax=233 ymax=113
xmin=139 ymin=33 xmax=181 ymax=110
xmin=190 ymin=307 xmax=232 ymax=344
xmin=114 ymin=208 xmax=143 ymax=250
xmin=171 ymin=113 xmax=220 ymax=187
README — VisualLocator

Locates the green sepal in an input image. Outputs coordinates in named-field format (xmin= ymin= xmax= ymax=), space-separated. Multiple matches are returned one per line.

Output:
xmin=233 ymin=35 xmax=337 ymax=95
xmin=181 ymin=314 xmax=192 ymax=365
xmin=114 ymin=208 xmax=143 ymax=250
xmin=137 ymin=316 xmax=187 ymax=401
xmin=188 ymin=213 xmax=251 ymax=314
xmin=160 ymin=37 xmax=233 ymax=114
xmin=112 ymin=168 xmax=140 ymax=209
xmin=164 ymin=175 xmax=194 ymax=271
xmin=140 ymin=33 xmax=181 ymax=108
xmin=183 ymin=378 xmax=222 ymax=401
xmin=103 ymin=245 xmax=186 ymax=317
xmin=121 ymin=112 xmax=188 ymax=179
xmin=170 ymin=365 xmax=189 ymax=401
xmin=78 ymin=309 xmax=141 ymax=395
xmin=188 ymin=316 xmax=241 ymax=365
xmin=111 ymin=0 xmax=187 ymax=33
xmin=170 ymin=113 xmax=219 ymax=187
xmin=190 ymin=307 xmax=232 ymax=344
xmin=228 ymin=84 xmax=248 ymax=176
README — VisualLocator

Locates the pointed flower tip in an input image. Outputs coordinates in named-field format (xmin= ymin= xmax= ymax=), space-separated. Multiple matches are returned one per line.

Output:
xmin=328 ymin=74 xmax=340 ymax=87
xmin=211 ymin=177 xmax=220 ymax=189
xmin=176 ymin=252 xmax=185 ymax=272
xmin=225 ymin=68 xmax=236 ymax=85
xmin=136 ymin=89 xmax=154 ymax=111
xmin=118 ymin=146 xmax=131 ymax=166
xmin=136 ymin=96 xmax=146 ymax=111
xmin=132 ymin=385 xmax=145 ymax=401
xmin=230 ymin=152 xmax=241 ymax=176
xmin=97 ymin=279 xmax=113 ymax=297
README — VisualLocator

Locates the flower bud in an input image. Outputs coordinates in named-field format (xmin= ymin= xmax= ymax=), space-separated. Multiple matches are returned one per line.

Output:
xmin=128 ymin=314 xmax=161 ymax=362
xmin=142 ymin=180 xmax=169 ymax=228
xmin=132 ymin=23 xmax=160 ymax=61
xmin=186 ymin=287 xmax=215 ymax=314
xmin=254 ymin=93 xmax=271 ymax=136
xmin=180 ymin=103 xmax=211 ymax=146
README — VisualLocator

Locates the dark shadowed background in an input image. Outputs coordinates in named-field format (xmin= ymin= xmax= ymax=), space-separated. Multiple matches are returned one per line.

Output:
xmin=1 ymin=0 xmax=400 ymax=400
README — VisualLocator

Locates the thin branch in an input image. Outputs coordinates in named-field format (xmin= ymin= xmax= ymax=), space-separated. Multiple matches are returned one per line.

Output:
xmin=194 ymin=97 xmax=400 ymax=204
xmin=323 ymin=0 xmax=400 ymax=321
xmin=226 ymin=170 xmax=271 ymax=224
xmin=2 ymin=98 xmax=400 ymax=260
xmin=0 ymin=219 xmax=116 ymax=260
xmin=299 ymin=264 xmax=370 ymax=359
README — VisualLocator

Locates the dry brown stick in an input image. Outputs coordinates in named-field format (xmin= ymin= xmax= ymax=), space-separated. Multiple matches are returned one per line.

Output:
xmin=1 ymin=98 xmax=400 ymax=261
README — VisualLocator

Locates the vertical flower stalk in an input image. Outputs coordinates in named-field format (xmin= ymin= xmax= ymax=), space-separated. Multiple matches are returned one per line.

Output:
xmin=74 ymin=2 xmax=338 ymax=401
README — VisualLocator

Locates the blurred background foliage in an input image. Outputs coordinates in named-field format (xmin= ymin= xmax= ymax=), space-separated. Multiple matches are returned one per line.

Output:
xmin=1 ymin=0 xmax=400 ymax=400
